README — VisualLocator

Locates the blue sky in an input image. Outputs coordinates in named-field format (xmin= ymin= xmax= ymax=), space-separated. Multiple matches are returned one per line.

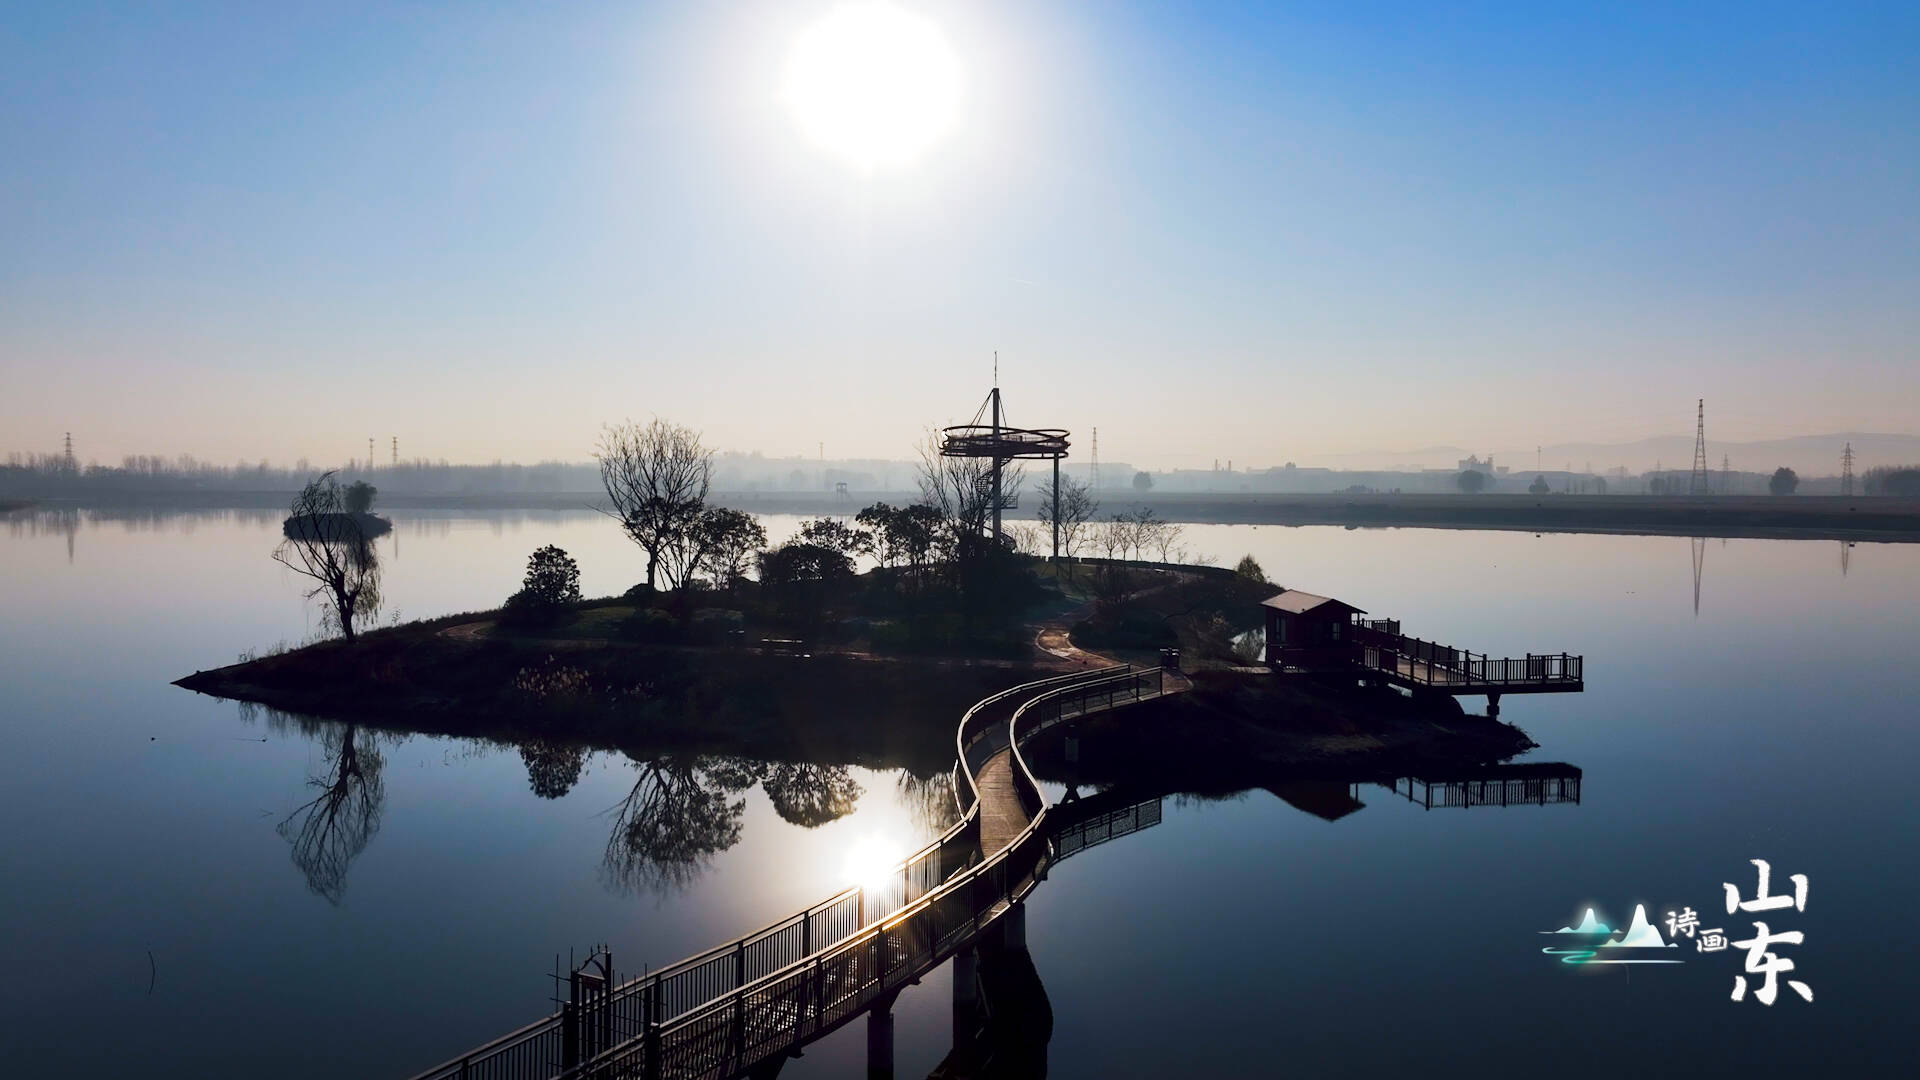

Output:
xmin=3 ymin=1 xmax=1915 ymax=468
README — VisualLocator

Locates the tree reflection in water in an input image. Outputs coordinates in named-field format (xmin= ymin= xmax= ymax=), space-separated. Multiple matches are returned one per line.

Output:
xmin=276 ymin=723 xmax=386 ymax=904
xmin=761 ymin=763 xmax=864 ymax=828
xmin=602 ymin=755 xmax=750 ymax=893
xmin=896 ymin=768 xmax=963 ymax=834
xmin=519 ymin=738 xmax=589 ymax=799
xmin=246 ymin=702 xmax=915 ymax=900
xmin=600 ymin=756 xmax=869 ymax=894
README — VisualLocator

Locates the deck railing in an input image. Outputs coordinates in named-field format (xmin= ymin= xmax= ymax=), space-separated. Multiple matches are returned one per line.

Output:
xmin=1052 ymin=797 xmax=1165 ymax=861
xmin=405 ymin=664 xmax=1143 ymax=1080
xmin=1351 ymin=622 xmax=1581 ymax=689
xmin=1392 ymin=772 xmax=1582 ymax=809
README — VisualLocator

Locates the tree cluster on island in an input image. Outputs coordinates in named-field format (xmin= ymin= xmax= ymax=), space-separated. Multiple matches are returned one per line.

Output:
xmin=266 ymin=416 xmax=1252 ymax=660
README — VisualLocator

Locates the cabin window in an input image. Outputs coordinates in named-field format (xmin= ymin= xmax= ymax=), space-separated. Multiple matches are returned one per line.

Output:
xmin=1331 ymin=622 xmax=1342 ymax=641
xmin=1276 ymin=618 xmax=1287 ymax=644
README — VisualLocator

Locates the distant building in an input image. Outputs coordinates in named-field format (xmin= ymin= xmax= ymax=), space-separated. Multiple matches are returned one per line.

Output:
xmin=1457 ymin=455 xmax=1508 ymax=476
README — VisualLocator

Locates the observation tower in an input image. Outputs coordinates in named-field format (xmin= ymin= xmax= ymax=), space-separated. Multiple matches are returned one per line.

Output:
xmin=939 ymin=378 xmax=1070 ymax=556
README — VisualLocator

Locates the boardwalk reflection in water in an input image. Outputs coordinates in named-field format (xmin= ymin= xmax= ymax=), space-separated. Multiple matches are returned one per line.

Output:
xmin=942 ymin=759 xmax=1588 ymax=1078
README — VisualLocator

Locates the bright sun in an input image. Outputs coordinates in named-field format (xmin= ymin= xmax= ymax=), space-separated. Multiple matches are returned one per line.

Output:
xmin=840 ymin=831 xmax=906 ymax=892
xmin=782 ymin=3 xmax=963 ymax=170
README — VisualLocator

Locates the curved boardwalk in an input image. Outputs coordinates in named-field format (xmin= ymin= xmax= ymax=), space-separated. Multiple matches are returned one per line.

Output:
xmin=974 ymin=750 xmax=1028 ymax=855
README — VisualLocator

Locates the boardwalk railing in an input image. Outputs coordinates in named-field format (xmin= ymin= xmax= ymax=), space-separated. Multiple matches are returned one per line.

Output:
xmin=546 ymin=666 xmax=1165 ymax=1080
xmin=1353 ymin=623 xmax=1582 ymax=690
xmin=405 ymin=664 xmax=1146 ymax=1080
xmin=1052 ymin=797 xmax=1164 ymax=861
xmin=1390 ymin=769 xmax=1582 ymax=809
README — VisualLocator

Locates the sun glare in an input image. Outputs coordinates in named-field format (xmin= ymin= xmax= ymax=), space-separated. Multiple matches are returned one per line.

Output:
xmin=840 ymin=831 xmax=906 ymax=892
xmin=782 ymin=3 xmax=963 ymax=170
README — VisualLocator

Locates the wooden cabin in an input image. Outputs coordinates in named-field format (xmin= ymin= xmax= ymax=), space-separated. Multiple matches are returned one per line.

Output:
xmin=1262 ymin=589 xmax=1366 ymax=671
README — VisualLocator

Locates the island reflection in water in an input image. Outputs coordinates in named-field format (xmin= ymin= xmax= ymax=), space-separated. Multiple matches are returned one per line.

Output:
xmin=250 ymin=704 xmax=966 ymax=903
xmin=251 ymin=698 xmax=1578 ymax=921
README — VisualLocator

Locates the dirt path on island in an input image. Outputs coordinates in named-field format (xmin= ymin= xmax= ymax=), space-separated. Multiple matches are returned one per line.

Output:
xmin=1029 ymin=570 xmax=1195 ymax=690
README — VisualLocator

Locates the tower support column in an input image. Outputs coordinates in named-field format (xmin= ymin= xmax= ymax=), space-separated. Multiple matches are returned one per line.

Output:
xmin=1051 ymin=457 xmax=1060 ymax=558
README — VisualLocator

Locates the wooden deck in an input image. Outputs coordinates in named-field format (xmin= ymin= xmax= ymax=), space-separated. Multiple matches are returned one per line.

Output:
xmin=975 ymin=749 xmax=1030 ymax=855
xmin=1375 ymin=653 xmax=1581 ymax=693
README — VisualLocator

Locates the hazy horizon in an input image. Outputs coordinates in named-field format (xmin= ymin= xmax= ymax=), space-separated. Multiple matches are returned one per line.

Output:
xmin=5 ymin=2 xmax=1916 ymax=469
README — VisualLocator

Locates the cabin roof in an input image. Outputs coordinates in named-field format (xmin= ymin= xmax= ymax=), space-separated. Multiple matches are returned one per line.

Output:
xmin=1261 ymin=589 xmax=1367 ymax=617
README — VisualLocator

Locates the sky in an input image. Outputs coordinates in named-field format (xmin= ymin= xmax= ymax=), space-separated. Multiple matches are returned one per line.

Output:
xmin=3 ymin=1 xmax=1916 ymax=471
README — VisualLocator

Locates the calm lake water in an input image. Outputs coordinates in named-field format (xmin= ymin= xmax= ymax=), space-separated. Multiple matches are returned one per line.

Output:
xmin=2 ymin=508 xmax=1914 ymax=1075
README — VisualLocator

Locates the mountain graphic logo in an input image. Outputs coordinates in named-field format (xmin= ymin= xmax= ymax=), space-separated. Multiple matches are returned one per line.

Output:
xmin=1553 ymin=908 xmax=1610 ymax=934
xmin=1540 ymin=904 xmax=1684 ymax=965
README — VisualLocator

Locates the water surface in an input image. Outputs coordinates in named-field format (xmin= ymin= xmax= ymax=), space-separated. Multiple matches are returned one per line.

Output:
xmin=2 ymin=510 xmax=1912 ymax=1074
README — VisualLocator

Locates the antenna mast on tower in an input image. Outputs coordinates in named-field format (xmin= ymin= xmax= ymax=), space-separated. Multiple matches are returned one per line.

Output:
xmin=1090 ymin=428 xmax=1100 ymax=492
xmin=1689 ymin=399 xmax=1710 ymax=496
xmin=63 ymin=432 xmax=74 ymax=472
xmin=391 ymin=436 xmax=398 ymax=468
xmin=1841 ymin=442 xmax=1856 ymax=496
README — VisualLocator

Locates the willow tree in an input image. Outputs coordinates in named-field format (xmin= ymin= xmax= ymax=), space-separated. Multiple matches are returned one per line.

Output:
xmin=274 ymin=472 xmax=382 ymax=641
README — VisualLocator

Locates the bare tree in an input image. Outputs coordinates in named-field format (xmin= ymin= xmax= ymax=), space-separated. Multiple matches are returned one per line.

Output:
xmin=1005 ymin=521 xmax=1043 ymax=556
xmin=1135 ymin=508 xmax=1186 ymax=562
xmin=1093 ymin=514 xmax=1130 ymax=559
xmin=274 ymin=472 xmax=382 ymax=641
xmin=597 ymin=419 xmax=713 ymax=590
xmin=1036 ymin=473 xmax=1099 ymax=557
xmin=916 ymin=430 xmax=993 ymax=549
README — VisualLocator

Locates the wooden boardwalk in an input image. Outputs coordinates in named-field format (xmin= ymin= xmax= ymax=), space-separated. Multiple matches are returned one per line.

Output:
xmin=975 ymin=749 xmax=1030 ymax=855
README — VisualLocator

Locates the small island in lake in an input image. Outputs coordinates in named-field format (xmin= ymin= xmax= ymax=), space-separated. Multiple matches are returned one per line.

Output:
xmin=181 ymin=411 xmax=1575 ymax=778
xmin=280 ymin=476 xmax=390 ymax=539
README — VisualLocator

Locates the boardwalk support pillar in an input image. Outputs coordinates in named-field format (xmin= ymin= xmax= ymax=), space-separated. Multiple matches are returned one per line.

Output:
xmin=1003 ymin=901 xmax=1027 ymax=950
xmin=868 ymin=993 xmax=898 ymax=1080
xmin=952 ymin=947 xmax=979 ymax=1045
xmin=1487 ymin=692 xmax=1502 ymax=718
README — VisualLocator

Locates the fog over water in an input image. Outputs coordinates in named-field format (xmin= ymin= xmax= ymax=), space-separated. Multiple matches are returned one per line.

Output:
xmin=2 ymin=508 xmax=1914 ymax=1075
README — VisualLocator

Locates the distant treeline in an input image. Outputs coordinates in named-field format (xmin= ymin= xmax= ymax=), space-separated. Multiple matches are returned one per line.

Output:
xmin=0 ymin=450 xmax=931 ymax=498
xmin=0 ymin=453 xmax=599 ymax=497
xmin=1864 ymin=466 xmax=1920 ymax=496
xmin=9 ymin=448 xmax=1918 ymax=500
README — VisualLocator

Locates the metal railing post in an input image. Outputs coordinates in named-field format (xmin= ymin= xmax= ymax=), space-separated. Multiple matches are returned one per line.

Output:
xmin=644 ymin=975 xmax=662 ymax=1080
xmin=811 ymin=956 xmax=823 ymax=1034
xmin=732 ymin=987 xmax=745 ymax=1062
